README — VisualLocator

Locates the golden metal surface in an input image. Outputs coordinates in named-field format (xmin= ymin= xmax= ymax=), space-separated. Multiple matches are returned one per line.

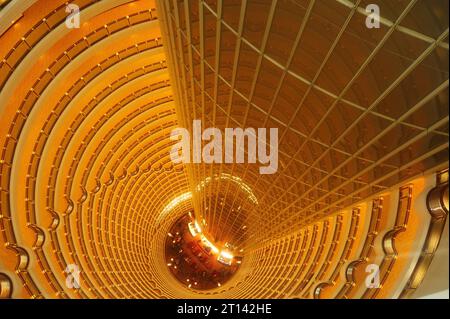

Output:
xmin=0 ymin=0 xmax=447 ymax=299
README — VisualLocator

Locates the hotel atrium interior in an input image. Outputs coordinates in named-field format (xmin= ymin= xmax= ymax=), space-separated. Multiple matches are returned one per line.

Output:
xmin=0 ymin=0 xmax=448 ymax=299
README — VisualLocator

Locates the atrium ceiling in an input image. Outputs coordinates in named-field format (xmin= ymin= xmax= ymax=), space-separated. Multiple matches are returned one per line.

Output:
xmin=0 ymin=0 xmax=448 ymax=299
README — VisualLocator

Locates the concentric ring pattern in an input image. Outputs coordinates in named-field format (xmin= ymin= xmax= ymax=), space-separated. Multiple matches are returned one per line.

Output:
xmin=0 ymin=0 xmax=449 ymax=299
xmin=0 ymin=0 xmax=195 ymax=298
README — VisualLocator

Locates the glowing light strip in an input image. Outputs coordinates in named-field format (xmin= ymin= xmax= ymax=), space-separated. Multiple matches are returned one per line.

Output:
xmin=200 ymin=234 xmax=219 ymax=254
xmin=188 ymin=220 xmax=202 ymax=237
xmin=158 ymin=192 xmax=192 ymax=223
xmin=217 ymin=250 xmax=234 ymax=266
xmin=196 ymin=173 xmax=258 ymax=204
